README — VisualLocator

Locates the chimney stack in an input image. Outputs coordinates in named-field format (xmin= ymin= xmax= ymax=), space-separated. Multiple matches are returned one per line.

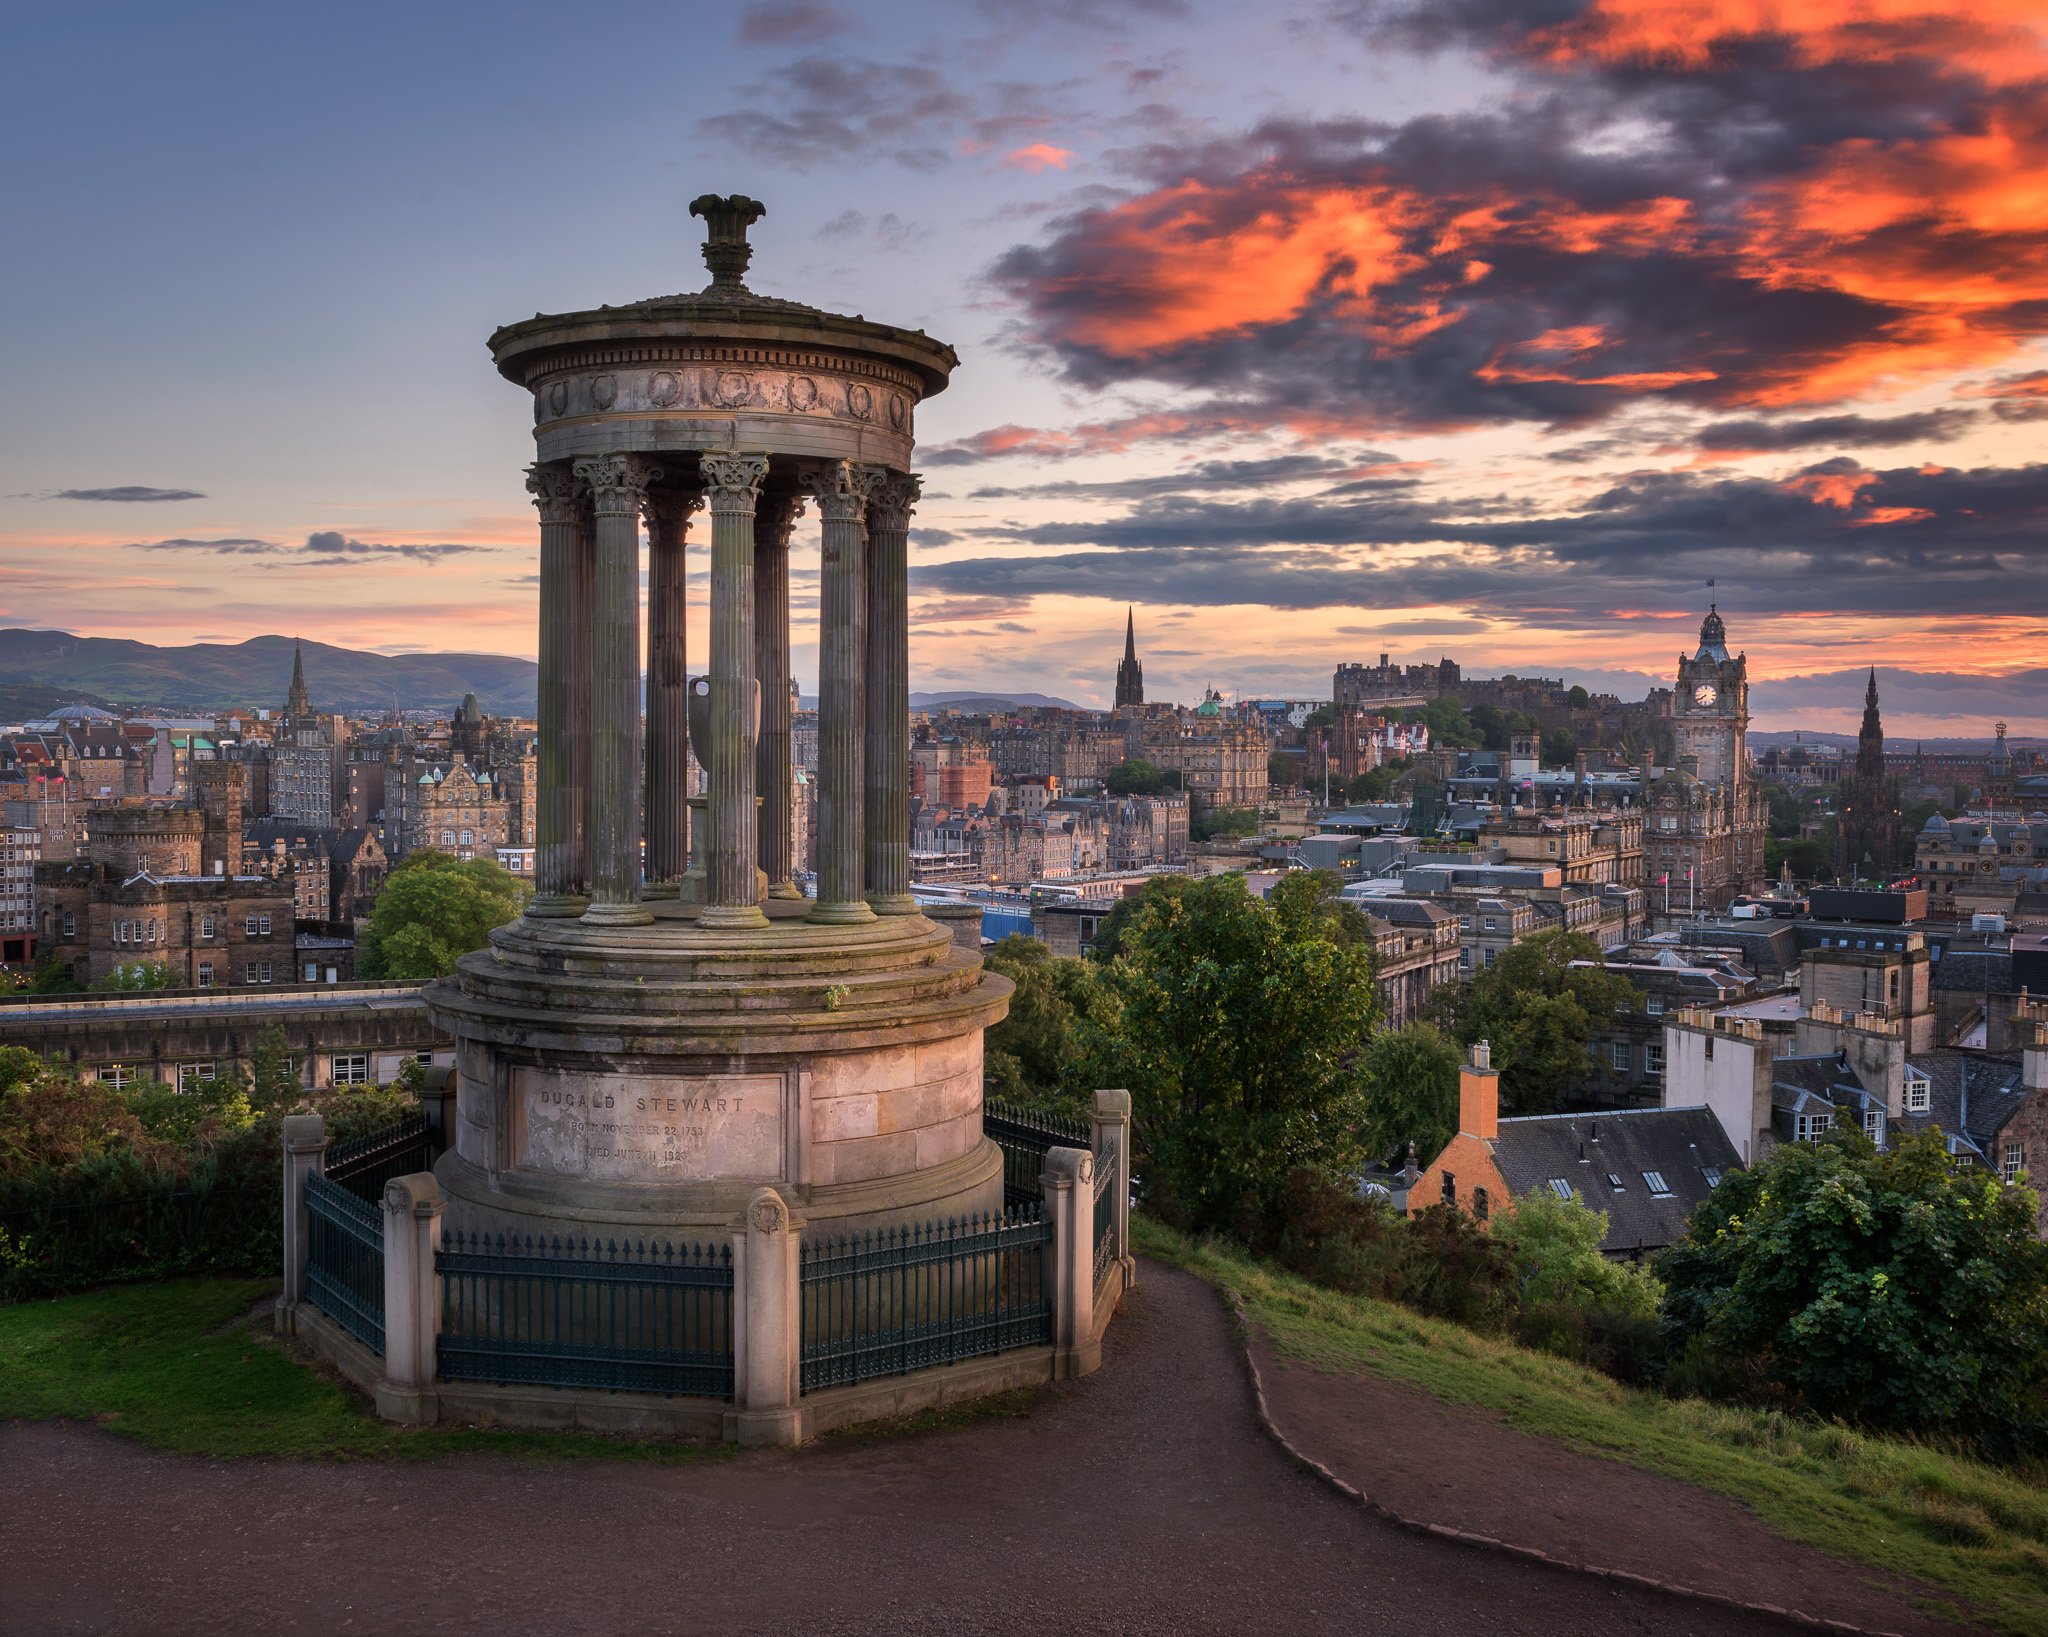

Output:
xmin=1460 ymin=1039 xmax=1499 ymax=1142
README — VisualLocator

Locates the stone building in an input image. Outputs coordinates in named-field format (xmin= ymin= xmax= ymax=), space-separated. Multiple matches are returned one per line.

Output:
xmin=270 ymin=643 xmax=347 ymax=830
xmin=0 ymin=812 xmax=41 ymax=965
xmin=35 ymin=805 xmax=295 ymax=989
xmin=1642 ymin=607 xmax=1767 ymax=908
xmin=1481 ymin=807 xmax=1644 ymax=887
xmin=384 ymin=750 xmax=512 ymax=861
xmin=1113 ymin=607 xmax=1144 ymax=710
xmin=1141 ymin=699 xmax=1268 ymax=813
xmin=1104 ymin=791 xmax=1188 ymax=870
xmin=1836 ymin=670 xmax=1902 ymax=880
xmin=1914 ymin=814 xmax=2048 ymax=922
xmin=1333 ymin=654 xmax=1460 ymax=707
xmin=990 ymin=719 xmax=1123 ymax=788
xmin=911 ymin=733 xmax=994 ymax=809
xmin=1367 ymin=900 xmax=1460 ymax=1027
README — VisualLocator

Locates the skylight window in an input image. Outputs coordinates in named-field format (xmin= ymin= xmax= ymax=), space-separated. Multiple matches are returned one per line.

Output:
xmin=1607 ymin=1172 xmax=1625 ymax=1191
xmin=1547 ymin=1178 xmax=1574 ymax=1201
xmin=1700 ymin=1167 xmax=1723 ymax=1187
xmin=1642 ymin=1170 xmax=1672 ymax=1196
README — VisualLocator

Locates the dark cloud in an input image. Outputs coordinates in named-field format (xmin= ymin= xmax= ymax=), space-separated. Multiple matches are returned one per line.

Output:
xmin=913 ymin=459 xmax=2048 ymax=621
xmin=968 ymin=453 xmax=1394 ymax=501
xmin=736 ymin=1 xmax=851 ymax=45
xmin=123 ymin=537 xmax=283 ymax=555
xmin=1691 ymin=409 xmax=1984 ymax=453
xmin=46 ymin=486 xmax=205 ymax=502
xmin=301 ymin=531 xmax=492 ymax=562
xmin=697 ymin=57 xmax=1060 ymax=171
xmin=977 ymin=3 xmax=2048 ymax=449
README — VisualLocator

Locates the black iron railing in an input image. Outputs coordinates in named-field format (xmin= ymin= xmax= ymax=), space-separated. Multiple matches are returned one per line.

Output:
xmin=983 ymin=1097 xmax=1089 ymax=1207
xmin=304 ymin=1168 xmax=385 ymax=1351
xmin=800 ymin=1207 xmax=1052 ymax=1393
xmin=324 ymin=1113 xmax=436 ymax=1204
xmin=1093 ymin=1130 xmax=1119 ymax=1296
xmin=437 ymin=1232 xmax=735 ymax=1399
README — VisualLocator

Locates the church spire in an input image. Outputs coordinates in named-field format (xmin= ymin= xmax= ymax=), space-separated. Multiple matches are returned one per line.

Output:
xmin=285 ymin=638 xmax=311 ymax=719
xmin=1114 ymin=606 xmax=1144 ymax=710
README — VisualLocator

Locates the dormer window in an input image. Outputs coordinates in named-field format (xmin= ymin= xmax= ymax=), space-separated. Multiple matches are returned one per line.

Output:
xmin=1905 ymin=1074 xmax=1931 ymax=1113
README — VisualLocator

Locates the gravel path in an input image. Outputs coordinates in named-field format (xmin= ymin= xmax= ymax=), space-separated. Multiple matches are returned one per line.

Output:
xmin=4 ymin=1263 xmax=1849 ymax=1636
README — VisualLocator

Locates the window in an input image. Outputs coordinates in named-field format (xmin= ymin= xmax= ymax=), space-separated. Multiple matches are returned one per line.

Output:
xmin=441 ymin=829 xmax=455 ymax=846
xmin=1441 ymin=1170 xmax=1456 ymax=1205
xmin=304 ymin=962 xmax=318 ymax=982
xmin=1703 ymin=1035 xmax=1715 ymax=1061
xmin=244 ymin=960 xmax=258 ymax=983
xmin=200 ymin=915 xmax=215 ymax=939
xmin=1644 ymin=1043 xmax=1665 ymax=1076
xmin=2005 ymin=1142 xmax=2025 ymax=1184
xmin=62 ymin=910 xmax=75 ymax=938
xmin=1646 ymin=995 xmax=1665 ymax=1016
xmin=258 ymin=914 xmax=271 ymax=935
xmin=1606 ymin=1172 xmax=1626 ymax=1191
xmin=1700 ymin=1166 xmax=1724 ymax=1188
xmin=1797 ymin=1110 xmax=1831 ymax=1143
xmin=1482 ymin=917 xmax=1497 ymax=931
xmin=258 ymin=961 xmax=273 ymax=983
xmin=1473 ymin=1186 xmax=1490 ymax=1221
xmin=1610 ymin=1041 xmax=1630 ymax=1072
xmin=97 ymin=1064 xmax=134 ymax=1088
xmin=197 ymin=961 xmax=213 ymax=987
xmin=1905 ymin=1074 xmax=1931 ymax=1113
xmin=175 ymin=1062 xmax=216 ymax=1092
xmin=332 ymin=1053 xmax=369 ymax=1086
xmin=1862 ymin=1108 xmax=1882 ymax=1141
xmin=460 ymin=828 xmax=474 ymax=845
xmin=1547 ymin=1178 xmax=1575 ymax=1201
xmin=1642 ymin=1170 xmax=1672 ymax=1196
xmin=245 ymin=916 xmax=259 ymax=936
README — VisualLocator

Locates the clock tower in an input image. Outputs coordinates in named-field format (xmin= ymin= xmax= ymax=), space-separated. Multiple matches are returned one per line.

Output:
xmin=1672 ymin=604 xmax=1748 ymax=790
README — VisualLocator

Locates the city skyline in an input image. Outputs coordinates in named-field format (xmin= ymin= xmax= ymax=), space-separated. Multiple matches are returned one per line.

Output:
xmin=5 ymin=0 xmax=2046 ymax=736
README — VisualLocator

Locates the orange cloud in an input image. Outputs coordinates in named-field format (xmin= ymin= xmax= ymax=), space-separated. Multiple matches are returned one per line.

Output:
xmin=1004 ymin=143 xmax=1074 ymax=173
xmin=1783 ymin=467 xmax=1877 ymax=507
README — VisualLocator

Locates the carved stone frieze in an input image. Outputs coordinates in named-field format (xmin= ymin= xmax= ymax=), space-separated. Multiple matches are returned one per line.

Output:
xmin=529 ymin=358 xmax=918 ymax=438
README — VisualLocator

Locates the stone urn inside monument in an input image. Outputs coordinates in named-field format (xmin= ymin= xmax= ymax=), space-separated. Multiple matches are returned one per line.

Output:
xmin=424 ymin=193 xmax=1011 ymax=1245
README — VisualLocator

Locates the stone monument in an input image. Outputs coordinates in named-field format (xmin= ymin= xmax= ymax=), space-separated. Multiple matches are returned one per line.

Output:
xmin=425 ymin=194 xmax=1011 ymax=1242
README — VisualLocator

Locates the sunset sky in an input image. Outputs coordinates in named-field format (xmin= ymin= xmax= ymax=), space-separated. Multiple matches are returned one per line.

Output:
xmin=4 ymin=0 xmax=2046 ymax=735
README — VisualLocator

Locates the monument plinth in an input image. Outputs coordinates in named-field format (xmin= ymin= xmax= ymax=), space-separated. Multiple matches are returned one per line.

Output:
xmin=426 ymin=195 xmax=1009 ymax=1241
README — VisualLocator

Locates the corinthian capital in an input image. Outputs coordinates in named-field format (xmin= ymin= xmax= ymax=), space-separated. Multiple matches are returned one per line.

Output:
xmin=756 ymin=489 xmax=808 ymax=549
xmin=699 ymin=452 xmax=770 ymax=512
xmin=802 ymin=460 xmax=886 ymax=523
xmin=525 ymin=462 xmax=581 ymax=525
xmin=867 ymin=471 xmax=922 ymax=533
xmin=575 ymin=453 xmax=663 ymax=515
xmin=643 ymin=487 xmax=704 ymax=537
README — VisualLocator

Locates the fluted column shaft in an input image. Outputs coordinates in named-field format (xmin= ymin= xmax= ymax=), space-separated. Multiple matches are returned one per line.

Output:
xmin=754 ymin=490 xmax=805 ymax=899
xmin=864 ymin=472 xmax=919 ymax=915
xmin=525 ymin=463 xmax=588 ymax=916
xmin=805 ymin=461 xmax=884 ymax=925
xmin=701 ymin=453 xmax=771 ymax=929
xmin=574 ymin=454 xmax=659 ymax=926
xmin=645 ymin=488 xmax=700 ymax=894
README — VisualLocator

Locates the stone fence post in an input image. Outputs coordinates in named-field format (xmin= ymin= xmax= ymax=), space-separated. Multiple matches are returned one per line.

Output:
xmin=1041 ymin=1146 xmax=1100 ymax=1379
xmin=375 ymin=1172 xmax=444 ymax=1426
xmin=416 ymin=1064 xmax=456 ymax=1157
xmin=274 ymin=1113 xmax=327 ymax=1335
xmin=729 ymin=1186 xmax=806 ymax=1447
xmin=1091 ymin=1088 xmax=1134 ymax=1287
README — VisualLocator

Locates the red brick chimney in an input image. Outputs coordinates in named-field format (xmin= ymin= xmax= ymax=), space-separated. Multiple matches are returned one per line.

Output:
xmin=1460 ymin=1039 xmax=1499 ymax=1142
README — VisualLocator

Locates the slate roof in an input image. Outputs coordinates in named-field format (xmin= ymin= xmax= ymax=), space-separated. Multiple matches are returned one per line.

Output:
xmin=1492 ymin=1107 xmax=1741 ymax=1256
xmin=1931 ymin=949 xmax=2014 ymax=995
xmin=1894 ymin=1052 xmax=2030 ymax=1164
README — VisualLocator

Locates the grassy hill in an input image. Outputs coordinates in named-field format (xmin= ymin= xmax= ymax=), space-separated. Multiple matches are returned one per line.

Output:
xmin=0 ymin=631 xmax=537 ymax=716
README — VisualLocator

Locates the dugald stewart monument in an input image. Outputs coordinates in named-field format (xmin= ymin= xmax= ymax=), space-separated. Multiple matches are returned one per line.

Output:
xmin=429 ymin=195 xmax=1013 ymax=1245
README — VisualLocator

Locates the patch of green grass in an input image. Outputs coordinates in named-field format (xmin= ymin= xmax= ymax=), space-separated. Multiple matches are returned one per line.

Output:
xmin=0 ymin=1278 xmax=730 ymax=1464
xmin=1138 ymin=1217 xmax=2048 ymax=1637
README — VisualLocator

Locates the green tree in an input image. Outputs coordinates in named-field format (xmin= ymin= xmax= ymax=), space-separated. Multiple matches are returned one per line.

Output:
xmin=1541 ymin=729 xmax=1578 ymax=767
xmin=26 ymin=951 xmax=80 ymax=994
xmin=1492 ymin=1185 xmax=1660 ymax=1320
xmin=1267 ymin=750 xmax=1303 ymax=789
xmin=1430 ymin=930 xmax=1637 ymax=1113
xmin=245 ymin=1022 xmax=303 ymax=1111
xmin=1343 ymin=767 xmax=1398 ymax=803
xmin=1360 ymin=1023 xmax=1461 ymax=1165
xmin=1105 ymin=758 xmax=1178 ymax=797
xmin=122 ymin=1072 xmax=256 ymax=1147
xmin=1660 ymin=1132 xmax=2048 ymax=1453
xmin=357 ymin=849 xmax=528 ymax=980
xmin=980 ymin=935 xmax=1113 ymax=1117
xmin=1567 ymin=684 xmax=1591 ymax=709
xmin=1100 ymin=871 xmax=1380 ymax=1229
xmin=1419 ymin=696 xmax=1481 ymax=749
xmin=97 ymin=959 xmax=184 ymax=992
xmin=1191 ymin=805 xmax=1258 ymax=842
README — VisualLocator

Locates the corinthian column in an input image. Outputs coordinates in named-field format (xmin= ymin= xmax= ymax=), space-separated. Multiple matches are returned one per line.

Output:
xmin=525 ymin=462 xmax=588 ymax=917
xmin=865 ymin=471 xmax=918 ymax=916
xmin=573 ymin=453 xmax=659 ymax=927
xmin=804 ymin=460 xmax=884 ymax=926
xmin=645 ymin=485 xmax=701 ymax=896
xmin=755 ymin=487 xmax=805 ymax=899
xmin=700 ymin=452 xmax=771 ymax=929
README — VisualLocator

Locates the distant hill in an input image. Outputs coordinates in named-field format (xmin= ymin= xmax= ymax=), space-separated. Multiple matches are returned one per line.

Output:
xmin=908 ymin=690 xmax=1084 ymax=712
xmin=0 ymin=630 xmax=537 ymax=716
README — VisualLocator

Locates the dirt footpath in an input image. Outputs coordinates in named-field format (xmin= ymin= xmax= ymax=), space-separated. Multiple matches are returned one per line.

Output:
xmin=1246 ymin=1324 xmax=1962 ymax=1635
xmin=2 ymin=1263 xmax=1926 ymax=1637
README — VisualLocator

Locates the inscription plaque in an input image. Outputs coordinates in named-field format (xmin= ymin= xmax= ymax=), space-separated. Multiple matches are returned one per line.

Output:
xmin=515 ymin=1068 xmax=785 ymax=1183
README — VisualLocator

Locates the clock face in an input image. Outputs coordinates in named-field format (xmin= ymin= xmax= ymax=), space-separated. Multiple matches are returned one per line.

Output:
xmin=1693 ymin=684 xmax=1717 ymax=706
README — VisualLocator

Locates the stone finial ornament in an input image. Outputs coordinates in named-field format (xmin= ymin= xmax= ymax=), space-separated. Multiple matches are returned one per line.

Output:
xmin=690 ymin=193 xmax=767 ymax=291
